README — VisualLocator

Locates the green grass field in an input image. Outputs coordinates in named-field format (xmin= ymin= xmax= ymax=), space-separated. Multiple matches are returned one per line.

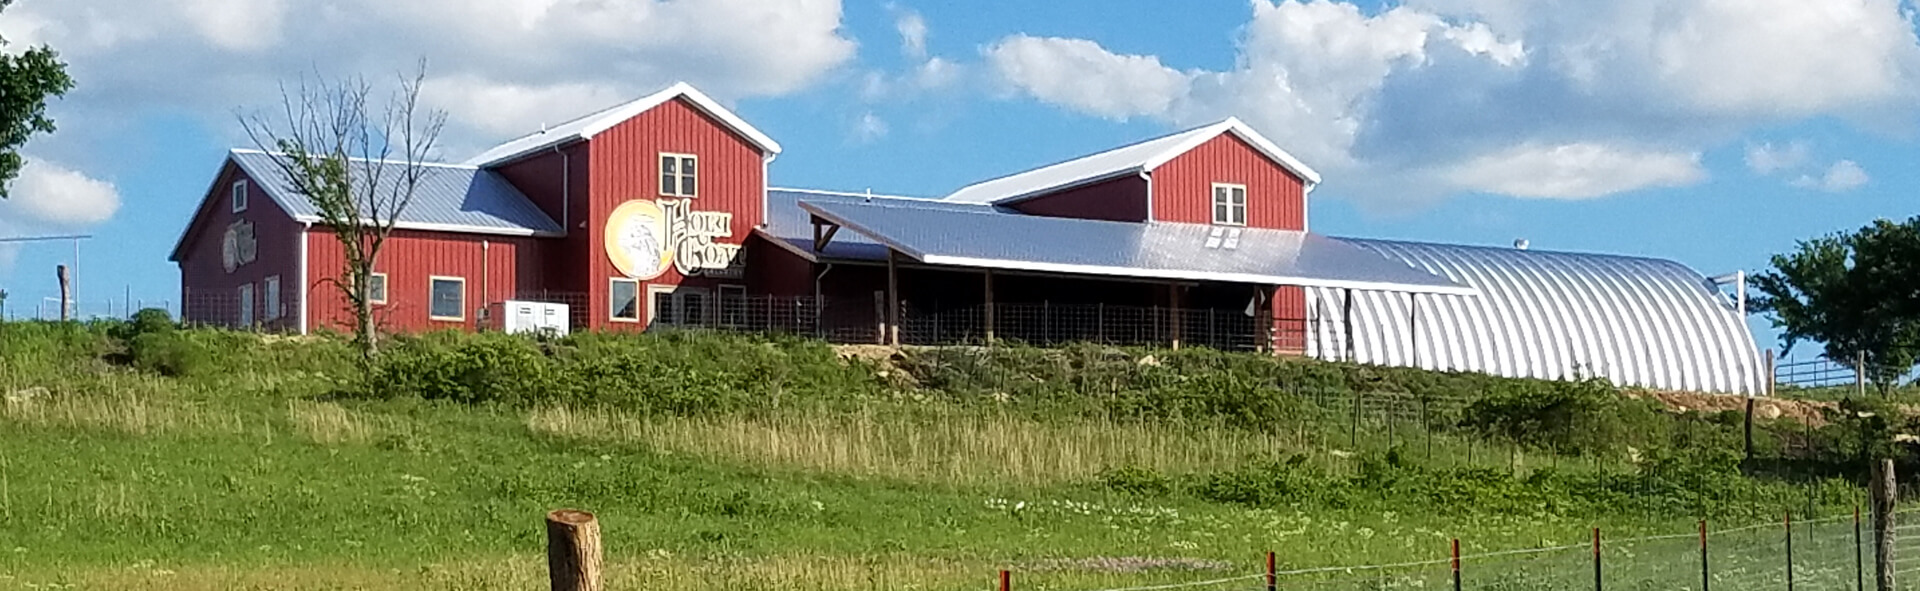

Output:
xmin=0 ymin=321 xmax=1887 ymax=590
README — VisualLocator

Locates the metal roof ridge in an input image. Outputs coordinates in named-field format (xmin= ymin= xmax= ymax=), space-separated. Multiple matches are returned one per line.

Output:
xmin=771 ymin=186 xmax=934 ymax=201
xmin=1333 ymin=236 xmax=1685 ymax=264
xmin=230 ymin=148 xmax=477 ymax=170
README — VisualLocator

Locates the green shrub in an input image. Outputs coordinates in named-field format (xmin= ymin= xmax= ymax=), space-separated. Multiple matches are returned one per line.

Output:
xmin=1096 ymin=465 xmax=1175 ymax=496
xmin=129 ymin=331 xmax=212 ymax=377
xmin=373 ymin=332 xmax=561 ymax=405
xmin=1458 ymin=378 xmax=1662 ymax=457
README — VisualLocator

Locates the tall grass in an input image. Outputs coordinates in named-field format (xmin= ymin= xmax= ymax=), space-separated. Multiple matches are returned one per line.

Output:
xmin=530 ymin=406 xmax=1302 ymax=486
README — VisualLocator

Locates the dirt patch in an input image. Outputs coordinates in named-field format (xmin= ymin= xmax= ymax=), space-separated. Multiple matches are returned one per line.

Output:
xmin=833 ymin=344 xmax=902 ymax=364
xmin=1632 ymin=390 xmax=1834 ymax=425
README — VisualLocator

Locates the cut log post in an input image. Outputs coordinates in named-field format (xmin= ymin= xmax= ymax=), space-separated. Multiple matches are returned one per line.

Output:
xmin=56 ymin=265 xmax=71 ymax=322
xmin=547 ymin=509 xmax=603 ymax=591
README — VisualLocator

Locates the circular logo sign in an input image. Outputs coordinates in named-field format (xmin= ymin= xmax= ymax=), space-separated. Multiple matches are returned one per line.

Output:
xmin=604 ymin=200 xmax=672 ymax=280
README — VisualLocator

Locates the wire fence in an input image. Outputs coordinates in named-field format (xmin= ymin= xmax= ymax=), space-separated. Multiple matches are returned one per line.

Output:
xmin=1009 ymin=508 xmax=1920 ymax=591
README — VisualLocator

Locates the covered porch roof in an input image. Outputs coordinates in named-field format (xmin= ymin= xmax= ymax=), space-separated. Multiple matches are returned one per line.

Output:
xmin=785 ymin=197 xmax=1473 ymax=296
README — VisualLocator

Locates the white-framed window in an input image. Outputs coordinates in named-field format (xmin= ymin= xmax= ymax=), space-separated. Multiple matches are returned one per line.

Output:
xmin=647 ymin=285 xmax=710 ymax=327
xmin=718 ymin=284 xmax=748 ymax=327
xmin=1212 ymin=183 xmax=1247 ymax=226
xmin=232 ymin=179 xmax=249 ymax=213
xmin=367 ymin=273 xmax=388 ymax=305
xmin=429 ymin=276 xmax=466 ymax=321
xmin=610 ymin=278 xmax=641 ymax=322
xmin=264 ymin=275 xmax=282 ymax=321
xmin=238 ymin=283 xmax=256 ymax=327
xmin=660 ymin=153 xmax=697 ymax=197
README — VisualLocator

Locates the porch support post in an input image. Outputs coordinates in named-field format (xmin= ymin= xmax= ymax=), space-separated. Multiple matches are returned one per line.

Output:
xmin=1408 ymin=293 xmax=1419 ymax=369
xmin=1169 ymin=283 xmax=1183 ymax=350
xmin=983 ymin=269 xmax=996 ymax=345
xmin=887 ymin=249 xmax=901 ymax=346
xmin=1343 ymin=288 xmax=1355 ymax=363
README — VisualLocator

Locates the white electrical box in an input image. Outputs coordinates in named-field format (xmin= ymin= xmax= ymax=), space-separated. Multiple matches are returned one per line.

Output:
xmin=484 ymin=300 xmax=571 ymax=337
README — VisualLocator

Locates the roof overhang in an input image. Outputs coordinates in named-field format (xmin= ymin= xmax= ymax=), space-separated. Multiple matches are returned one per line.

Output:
xmin=799 ymin=200 xmax=1474 ymax=296
xmin=465 ymin=82 xmax=783 ymax=167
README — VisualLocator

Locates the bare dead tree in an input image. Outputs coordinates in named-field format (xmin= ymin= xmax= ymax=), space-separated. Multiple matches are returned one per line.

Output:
xmin=239 ymin=61 xmax=447 ymax=360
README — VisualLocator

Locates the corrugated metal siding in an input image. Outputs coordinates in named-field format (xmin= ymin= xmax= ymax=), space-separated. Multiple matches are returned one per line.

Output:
xmin=306 ymin=229 xmax=542 ymax=333
xmin=1010 ymin=175 xmax=1150 ymax=222
xmin=1303 ymin=239 xmax=1765 ymax=395
xmin=495 ymin=143 xmax=592 ymax=294
xmin=1151 ymin=134 xmax=1306 ymax=229
xmin=588 ymin=97 xmax=765 ymax=330
xmin=1273 ymin=285 xmax=1306 ymax=352
xmin=177 ymin=162 xmax=304 ymax=331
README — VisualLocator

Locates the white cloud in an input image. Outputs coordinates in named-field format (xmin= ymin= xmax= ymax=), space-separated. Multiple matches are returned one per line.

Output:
xmin=2 ymin=159 xmax=122 ymax=228
xmin=896 ymin=9 xmax=929 ymax=59
xmin=854 ymin=112 xmax=889 ymax=142
xmin=1745 ymin=141 xmax=1811 ymax=175
xmin=981 ymin=0 xmax=1920 ymax=204
xmin=985 ymin=35 xmax=1192 ymax=120
xmin=2 ymin=0 xmax=858 ymax=158
xmin=1792 ymin=160 xmax=1871 ymax=192
xmin=1445 ymin=143 xmax=1706 ymax=199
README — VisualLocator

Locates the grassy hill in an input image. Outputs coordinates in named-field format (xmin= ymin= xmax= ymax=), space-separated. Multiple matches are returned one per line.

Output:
xmin=0 ymin=319 xmax=1887 ymax=590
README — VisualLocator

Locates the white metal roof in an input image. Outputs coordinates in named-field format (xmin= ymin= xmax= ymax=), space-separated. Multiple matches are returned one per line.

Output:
xmin=462 ymin=82 xmax=783 ymax=167
xmin=941 ymin=118 xmax=1322 ymax=205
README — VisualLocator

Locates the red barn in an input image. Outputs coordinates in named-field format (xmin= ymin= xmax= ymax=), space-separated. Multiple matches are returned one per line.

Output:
xmin=171 ymin=82 xmax=1772 ymax=396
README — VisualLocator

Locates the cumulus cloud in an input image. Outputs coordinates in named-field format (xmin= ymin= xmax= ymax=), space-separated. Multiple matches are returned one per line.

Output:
xmin=1745 ymin=142 xmax=1812 ymax=175
xmin=1446 ymin=143 xmax=1706 ymax=199
xmin=1 ymin=0 xmax=858 ymax=158
xmin=985 ymin=35 xmax=1192 ymax=120
xmin=853 ymin=112 xmax=889 ymax=142
xmin=981 ymin=0 xmax=1920 ymax=204
xmin=0 ymin=159 xmax=122 ymax=228
xmin=1792 ymin=160 xmax=1871 ymax=192
xmin=896 ymin=8 xmax=929 ymax=59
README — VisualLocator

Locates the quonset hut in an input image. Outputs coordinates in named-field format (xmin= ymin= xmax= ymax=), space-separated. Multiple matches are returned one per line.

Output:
xmin=171 ymin=82 xmax=1764 ymax=395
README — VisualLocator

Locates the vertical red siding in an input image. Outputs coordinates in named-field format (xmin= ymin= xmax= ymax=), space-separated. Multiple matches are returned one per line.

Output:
xmin=495 ymin=143 xmax=592 ymax=295
xmin=746 ymin=236 xmax=816 ymax=298
xmin=1150 ymin=133 xmax=1306 ymax=230
xmin=176 ymin=161 xmax=304 ymax=332
xmin=587 ymin=97 xmax=767 ymax=330
xmin=305 ymin=229 xmax=541 ymax=333
xmin=1009 ymin=175 xmax=1150 ymax=222
xmin=1271 ymin=285 xmax=1307 ymax=354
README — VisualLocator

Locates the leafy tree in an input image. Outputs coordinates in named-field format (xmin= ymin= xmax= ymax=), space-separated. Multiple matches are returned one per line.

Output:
xmin=0 ymin=0 xmax=75 ymax=197
xmin=1750 ymin=217 xmax=1920 ymax=393
xmin=239 ymin=63 xmax=446 ymax=361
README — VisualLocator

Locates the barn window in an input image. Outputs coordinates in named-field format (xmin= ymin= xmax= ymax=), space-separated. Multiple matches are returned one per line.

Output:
xmin=264 ymin=276 xmax=282 ymax=321
xmin=610 ymin=278 xmax=640 ymax=322
xmin=718 ymin=285 xmax=747 ymax=327
xmin=660 ymin=153 xmax=697 ymax=197
xmin=367 ymin=273 xmax=388 ymax=305
xmin=232 ymin=180 xmax=249 ymax=213
xmin=429 ymin=276 xmax=465 ymax=321
xmin=1212 ymin=183 xmax=1247 ymax=226
xmin=646 ymin=285 xmax=709 ymax=327
xmin=238 ymin=283 xmax=256 ymax=327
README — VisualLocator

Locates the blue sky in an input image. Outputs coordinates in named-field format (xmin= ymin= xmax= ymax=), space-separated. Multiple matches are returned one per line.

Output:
xmin=1 ymin=0 xmax=1917 ymax=355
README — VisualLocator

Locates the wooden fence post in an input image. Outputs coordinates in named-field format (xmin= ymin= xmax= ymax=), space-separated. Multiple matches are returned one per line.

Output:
xmin=547 ymin=509 xmax=603 ymax=591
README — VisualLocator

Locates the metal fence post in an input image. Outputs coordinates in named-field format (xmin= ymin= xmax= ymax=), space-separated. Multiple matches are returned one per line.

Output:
xmin=1593 ymin=527 xmax=1602 ymax=591
xmin=1857 ymin=505 xmax=1866 ymax=591
xmin=999 ymin=570 xmax=1011 ymax=591
xmin=1450 ymin=539 xmax=1462 ymax=591
xmin=1700 ymin=520 xmax=1710 ymax=591
xmin=1787 ymin=512 xmax=1795 ymax=591
xmin=1266 ymin=551 xmax=1277 ymax=591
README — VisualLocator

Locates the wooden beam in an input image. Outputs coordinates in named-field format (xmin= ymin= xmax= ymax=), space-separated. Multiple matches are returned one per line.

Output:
xmin=811 ymin=218 xmax=841 ymax=253
xmin=887 ymin=249 xmax=901 ymax=346
xmin=983 ymin=269 xmax=996 ymax=345
xmin=1169 ymin=284 xmax=1182 ymax=350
